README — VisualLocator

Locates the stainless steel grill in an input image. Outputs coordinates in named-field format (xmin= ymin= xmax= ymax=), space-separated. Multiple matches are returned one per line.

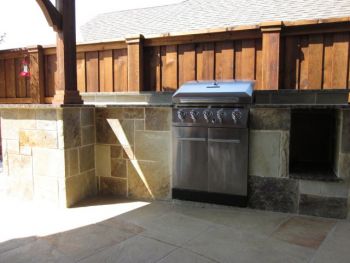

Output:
xmin=172 ymin=80 xmax=254 ymax=206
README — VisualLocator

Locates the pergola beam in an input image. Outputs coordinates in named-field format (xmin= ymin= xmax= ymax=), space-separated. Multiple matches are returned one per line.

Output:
xmin=36 ymin=0 xmax=62 ymax=32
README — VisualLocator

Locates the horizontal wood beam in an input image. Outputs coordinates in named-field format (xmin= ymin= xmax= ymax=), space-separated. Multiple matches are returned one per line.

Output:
xmin=36 ymin=0 xmax=62 ymax=32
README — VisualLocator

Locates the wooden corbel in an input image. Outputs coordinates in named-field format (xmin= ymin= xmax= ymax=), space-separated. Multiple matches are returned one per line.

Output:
xmin=36 ymin=0 xmax=62 ymax=32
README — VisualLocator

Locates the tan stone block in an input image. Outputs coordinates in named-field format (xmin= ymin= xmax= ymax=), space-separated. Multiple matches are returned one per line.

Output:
xmin=81 ymin=125 xmax=95 ymax=145
xmin=97 ymin=119 xmax=134 ymax=146
xmin=135 ymin=120 xmax=145 ymax=130
xmin=35 ymin=109 xmax=57 ymax=130
xmin=6 ymin=175 xmax=34 ymax=201
xmin=62 ymin=108 xmax=81 ymax=148
xmin=145 ymin=107 xmax=171 ymax=131
xmin=135 ymin=131 xmax=170 ymax=162
xmin=20 ymin=146 xmax=32 ymax=156
xmin=96 ymin=108 xmax=123 ymax=119
xmin=33 ymin=148 xmax=65 ymax=178
xmin=96 ymin=145 xmax=111 ymax=177
xmin=110 ymin=145 xmax=123 ymax=159
xmin=100 ymin=176 xmax=127 ymax=197
xmin=57 ymin=119 xmax=65 ymax=150
xmin=8 ymin=154 xmax=32 ymax=178
xmin=17 ymin=109 xmax=36 ymax=130
xmin=127 ymin=160 xmax=170 ymax=200
xmin=33 ymin=175 xmax=59 ymax=203
xmin=81 ymin=108 xmax=95 ymax=126
xmin=66 ymin=172 xmax=97 ymax=207
xmin=1 ymin=117 xmax=19 ymax=140
xmin=79 ymin=145 xmax=95 ymax=172
xmin=111 ymin=158 xmax=127 ymax=178
xmin=123 ymin=108 xmax=144 ymax=119
xmin=96 ymin=118 xmax=119 ymax=145
xmin=65 ymin=148 xmax=79 ymax=177
xmin=7 ymin=140 xmax=19 ymax=154
xmin=19 ymin=129 xmax=58 ymax=149
xmin=122 ymin=145 xmax=134 ymax=160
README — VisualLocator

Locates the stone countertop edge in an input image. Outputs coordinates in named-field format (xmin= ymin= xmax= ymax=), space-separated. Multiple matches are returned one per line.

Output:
xmin=252 ymin=104 xmax=350 ymax=108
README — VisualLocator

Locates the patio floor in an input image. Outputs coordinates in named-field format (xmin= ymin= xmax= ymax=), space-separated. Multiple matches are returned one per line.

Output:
xmin=0 ymin=197 xmax=349 ymax=263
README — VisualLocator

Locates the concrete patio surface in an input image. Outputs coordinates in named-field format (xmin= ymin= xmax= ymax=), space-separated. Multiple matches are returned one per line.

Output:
xmin=0 ymin=197 xmax=350 ymax=263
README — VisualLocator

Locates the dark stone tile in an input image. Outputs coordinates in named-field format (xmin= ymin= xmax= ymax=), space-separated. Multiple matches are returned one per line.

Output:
xmin=100 ymin=176 xmax=127 ymax=197
xmin=63 ymin=108 xmax=81 ymax=148
xmin=95 ymin=118 xmax=119 ymax=145
xmin=341 ymin=110 xmax=350 ymax=153
xmin=79 ymin=145 xmax=95 ymax=172
xmin=317 ymin=92 xmax=349 ymax=105
xmin=272 ymin=216 xmax=335 ymax=249
xmin=249 ymin=108 xmax=291 ymax=130
xmin=271 ymin=92 xmax=316 ymax=104
xmin=299 ymin=194 xmax=348 ymax=219
xmin=254 ymin=92 xmax=271 ymax=104
xmin=110 ymin=145 xmax=123 ymax=159
xmin=248 ymin=176 xmax=298 ymax=213
xmin=95 ymin=108 xmax=123 ymax=119
xmin=81 ymin=108 xmax=95 ymax=126
xmin=123 ymin=108 xmax=144 ymax=119
xmin=111 ymin=158 xmax=127 ymax=178
xmin=145 ymin=108 xmax=171 ymax=131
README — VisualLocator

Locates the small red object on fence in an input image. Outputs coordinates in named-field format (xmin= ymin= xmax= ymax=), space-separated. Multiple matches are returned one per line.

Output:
xmin=20 ymin=56 xmax=30 ymax=77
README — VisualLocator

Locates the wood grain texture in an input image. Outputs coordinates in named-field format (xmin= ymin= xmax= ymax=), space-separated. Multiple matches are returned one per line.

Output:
xmin=113 ymin=49 xmax=128 ymax=92
xmin=85 ymin=51 xmax=99 ymax=92
xmin=0 ymin=60 xmax=6 ymax=97
xmin=44 ymin=55 xmax=57 ymax=97
xmin=323 ymin=34 xmax=334 ymax=89
xmin=15 ymin=58 xmax=27 ymax=98
xmin=76 ymin=52 xmax=86 ymax=92
xmin=234 ymin=40 xmax=242 ymax=79
xmin=255 ymin=39 xmax=263 ymax=90
xmin=178 ymin=44 xmax=196 ymax=86
xmin=196 ymin=42 xmax=215 ymax=81
xmin=299 ymin=36 xmax=309 ymax=90
xmin=283 ymin=36 xmax=299 ymax=89
xmin=262 ymin=32 xmax=280 ymax=90
xmin=332 ymin=33 xmax=349 ymax=89
xmin=215 ymin=41 xmax=234 ymax=80
xmin=29 ymin=47 xmax=45 ymax=103
xmin=5 ymin=59 xmax=16 ymax=98
xmin=241 ymin=39 xmax=256 ymax=80
xmin=127 ymin=41 xmax=143 ymax=92
xmin=99 ymin=50 xmax=113 ymax=92
xmin=143 ymin=46 xmax=161 ymax=91
xmin=308 ymin=34 xmax=324 ymax=89
xmin=161 ymin=45 xmax=178 ymax=91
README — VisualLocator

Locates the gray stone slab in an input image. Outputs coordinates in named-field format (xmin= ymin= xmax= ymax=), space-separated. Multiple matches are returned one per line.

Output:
xmin=186 ymin=225 xmax=315 ymax=263
xmin=337 ymin=153 xmax=350 ymax=179
xmin=299 ymin=194 xmax=348 ymax=219
xmin=299 ymin=180 xmax=348 ymax=198
xmin=145 ymin=107 xmax=171 ymax=131
xmin=248 ymin=176 xmax=299 ymax=213
xmin=79 ymin=236 xmax=176 ymax=263
xmin=79 ymin=145 xmax=95 ymax=173
xmin=158 ymin=248 xmax=215 ymax=263
xmin=249 ymin=108 xmax=291 ymax=130
xmin=249 ymin=130 xmax=288 ymax=178
xmin=0 ymin=236 xmax=37 ymax=255
xmin=95 ymin=145 xmax=111 ymax=177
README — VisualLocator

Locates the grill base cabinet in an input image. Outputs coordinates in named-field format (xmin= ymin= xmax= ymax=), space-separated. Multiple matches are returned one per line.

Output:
xmin=171 ymin=81 xmax=254 ymax=207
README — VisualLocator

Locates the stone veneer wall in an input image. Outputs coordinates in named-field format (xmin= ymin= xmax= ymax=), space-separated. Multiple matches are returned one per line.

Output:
xmin=0 ymin=107 xmax=96 ymax=207
xmin=248 ymin=107 xmax=350 ymax=219
xmin=95 ymin=107 xmax=171 ymax=200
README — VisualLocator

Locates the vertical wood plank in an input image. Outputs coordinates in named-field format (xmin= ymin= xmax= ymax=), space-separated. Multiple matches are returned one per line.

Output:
xmin=161 ymin=45 xmax=178 ymax=91
xmin=29 ymin=46 xmax=45 ymax=103
xmin=215 ymin=41 xmax=234 ymax=80
xmin=99 ymin=50 xmax=113 ymax=92
xmin=126 ymin=36 xmax=143 ymax=92
xmin=196 ymin=42 xmax=215 ymax=81
xmin=5 ymin=59 xmax=16 ymax=98
xmin=143 ymin=46 xmax=161 ymax=91
xmin=234 ymin=41 xmax=242 ymax=79
xmin=308 ymin=34 xmax=324 ymax=89
xmin=113 ymin=49 xmax=128 ymax=92
xmin=178 ymin=44 xmax=196 ymax=86
xmin=241 ymin=39 xmax=255 ymax=79
xmin=0 ymin=60 xmax=5 ymax=97
xmin=76 ymin=52 xmax=86 ymax=92
xmin=323 ymin=34 xmax=333 ymax=89
xmin=283 ymin=36 xmax=299 ymax=89
xmin=299 ymin=36 xmax=309 ymax=90
xmin=44 ymin=55 xmax=57 ymax=97
xmin=332 ymin=33 xmax=349 ymax=89
xmin=85 ymin=51 xmax=99 ymax=92
xmin=15 ymin=58 xmax=27 ymax=98
xmin=255 ymin=39 xmax=263 ymax=90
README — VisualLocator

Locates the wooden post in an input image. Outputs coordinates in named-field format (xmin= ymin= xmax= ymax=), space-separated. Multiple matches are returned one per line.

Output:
xmin=28 ymin=45 xmax=45 ymax=103
xmin=126 ymin=35 xmax=144 ymax=92
xmin=36 ymin=0 xmax=82 ymax=104
xmin=261 ymin=21 xmax=282 ymax=90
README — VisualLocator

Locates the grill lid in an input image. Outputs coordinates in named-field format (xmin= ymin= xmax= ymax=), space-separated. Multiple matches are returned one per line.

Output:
xmin=172 ymin=80 xmax=254 ymax=104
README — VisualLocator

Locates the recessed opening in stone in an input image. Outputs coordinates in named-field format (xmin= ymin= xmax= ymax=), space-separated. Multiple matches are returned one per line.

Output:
xmin=289 ymin=109 xmax=337 ymax=180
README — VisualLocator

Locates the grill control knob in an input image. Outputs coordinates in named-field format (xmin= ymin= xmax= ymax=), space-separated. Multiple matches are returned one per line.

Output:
xmin=232 ymin=109 xmax=242 ymax=124
xmin=177 ymin=110 xmax=186 ymax=122
xmin=190 ymin=110 xmax=199 ymax=122
xmin=217 ymin=109 xmax=225 ymax=123
xmin=203 ymin=110 xmax=213 ymax=123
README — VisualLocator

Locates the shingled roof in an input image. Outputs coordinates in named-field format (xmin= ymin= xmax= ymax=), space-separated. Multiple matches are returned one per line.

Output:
xmin=81 ymin=0 xmax=350 ymax=42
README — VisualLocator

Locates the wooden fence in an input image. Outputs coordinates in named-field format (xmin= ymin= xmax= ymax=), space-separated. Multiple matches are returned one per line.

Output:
xmin=0 ymin=18 xmax=349 ymax=103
